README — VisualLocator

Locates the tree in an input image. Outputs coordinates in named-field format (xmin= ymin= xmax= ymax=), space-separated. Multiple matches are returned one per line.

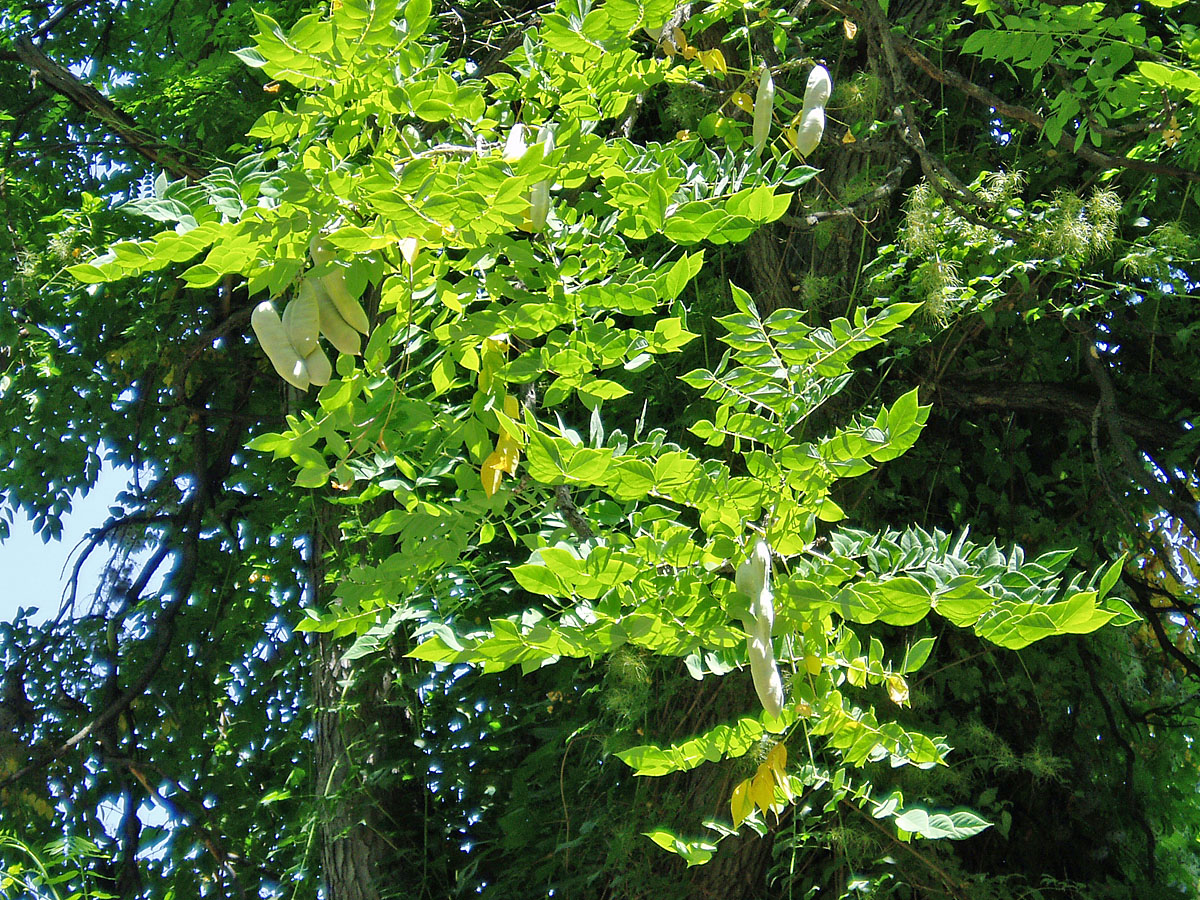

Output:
xmin=2 ymin=2 xmax=1198 ymax=899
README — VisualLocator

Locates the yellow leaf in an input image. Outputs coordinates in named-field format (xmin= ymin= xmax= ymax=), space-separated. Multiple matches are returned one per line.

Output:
xmin=842 ymin=130 xmax=857 ymax=144
xmin=504 ymin=392 xmax=521 ymax=420
xmin=479 ymin=335 xmax=508 ymax=391
xmin=697 ymin=48 xmax=728 ymax=76
xmin=886 ymin=673 xmax=910 ymax=706
xmin=766 ymin=742 xmax=787 ymax=774
xmin=481 ymin=452 xmax=505 ymax=497
xmin=731 ymin=91 xmax=754 ymax=114
xmin=1164 ymin=115 xmax=1181 ymax=149
xmin=731 ymin=778 xmax=753 ymax=827
xmin=843 ymin=17 xmax=858 ymax=40
xmin=493 ymin=432 xmax=521 ymax=475
xmin=682 ymin=45 xmax=697 ymax=60
xmin=765 ymin=743 xmax=793 ymax=800
xmin=750 ymin=763 xmax=776 ymax=813
xmin=672 ymin=27 xmax=688 ymax=51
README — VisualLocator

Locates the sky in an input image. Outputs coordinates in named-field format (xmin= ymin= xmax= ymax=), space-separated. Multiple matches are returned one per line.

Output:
xmin=0 ymin=460 xmax=137 ymax=626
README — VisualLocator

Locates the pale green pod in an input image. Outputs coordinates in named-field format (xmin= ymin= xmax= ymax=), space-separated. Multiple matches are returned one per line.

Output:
xmin=752 ymin=65 xmax=775 ymax=154
xmin=748 ymin=633 xmax=785 ymax=717
xmin=309 ymin=236 xmax=335 ymax=266
xmin=304 ymin=344 xmax=332 ymax=386
xmin=321 ymin=271 xmax=370 ymax=335
xmin=313 ymin=280 xmax=362 ymax=356
xmin=794 ymin=106 xmax=825 ymax=156
xmin=251 ymin=300 xmax=310 ymax=391
xmin=283 ymin=281 xmax=321 ymax=357
xmin=503 ymin=124 xmax=528 ymax=163
xmin=528 ymin=124 xmax=556 ymax=232
xmin=529 ymin=181 xmax=551 ymax=232
xmin=802 ymin=65 xmax=832 ymax=114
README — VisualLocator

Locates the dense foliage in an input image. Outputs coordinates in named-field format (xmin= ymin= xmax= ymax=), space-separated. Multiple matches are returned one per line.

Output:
xmin=1 ymin=1 xmax=1198 ymax=899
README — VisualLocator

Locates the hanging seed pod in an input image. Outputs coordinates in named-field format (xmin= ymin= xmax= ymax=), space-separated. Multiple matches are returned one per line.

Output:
xmin=529 ymin=124 xmax=556 ymax=232
xmin=303 ymin=344 xmax=332 ymax=386
xmin=321 ymin=271 xmax=370 ymax=334
xmin=311 ymin=279 xmax=361 ymax=356
xmin=794 ymin=106 xmax=825 ymax=156
xmin=503 ymin=124 xmax=528 ymax=163
xmin=309 ymin=237 xmax=335 ymax=266
xmin=251 ymin=301 xmax=310 ymax=390
xmin=802 ymin=65 xmax=832 ymax=114
xmin=737 ymin=540 xmax=784 ymax=717
xmin=283 ymin=282 xmax=321 ymax=357
xmin=309 ymin=236 xmax=369 ymax=334
xmin=752 ymin=65 xmax=775 ymax=154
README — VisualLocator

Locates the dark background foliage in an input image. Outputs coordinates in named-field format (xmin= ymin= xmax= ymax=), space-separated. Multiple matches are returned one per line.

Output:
xmin=2 ymin=1 xmax=1199 ymax=899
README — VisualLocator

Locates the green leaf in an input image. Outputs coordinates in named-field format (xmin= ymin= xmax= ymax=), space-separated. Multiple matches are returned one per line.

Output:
xmin=404 ymin=0 xmax=433 ymax=37
xmin=902 ymin=636 xmax=935 ymax=673
xmin=892 ymin=806 xmax=991 ymax=840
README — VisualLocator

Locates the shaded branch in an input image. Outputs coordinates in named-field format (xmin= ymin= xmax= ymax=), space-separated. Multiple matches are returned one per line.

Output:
xmin=1079 ymin=647 xmax=1157 ymax=882
xmin=780 ymin=153 xmax=914 ymax=227
xmin=890 ymin=31 xmax=1198 ymax=183
xmin=929 ymin=379 xmax=1184 ymax=450
xmin=12 ymin=36 xmax=207 ymax=180
xmin=554 ymin=485 xmax=595 ymax=540
xmin=0 ymin=503 xmax=200 ymax=790
xmin=1082 ymin=341 xmax=1200 ymax=541
xmin=1124 ymin=574 xmax=1200 ymax=682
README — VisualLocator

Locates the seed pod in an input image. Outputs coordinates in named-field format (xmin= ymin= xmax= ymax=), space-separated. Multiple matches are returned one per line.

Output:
xmin=304 ymin=344 xmax=332 ymax=386
xmin=802 ymin=65 xmax=832 ymax=114
xmin=736 ymin=540 xmax=783 ymax=716
xmin=398 ymin=236 xmax=419 ymax=266
xmin=748 ymin=633 xmax=785 ymax=717
xmin=503 ymin=124 xmax=528 ymax=163
xmin=528 ymin=124 xmax=556 ymax=232
xmin=794 ymin=106 xmax=825 ymax=156
xmin=321 ymin=271 xmax=370 ymax=335
xmin=752 ymin=65 xmax=775 ymax=154
xmin=736 ymin=540 xmax=771 ymax=610
xmin=529 ymin=182 xmax=551 ymax=232
xmin=312 ymin=279 xmax=362 ymax=356
xmin=251 ymin=300 xmax=310 ymax=390
xmin=309 ymin=237 xmax=335 ymax=266
xmin=283 ymin=281 xmax=321 ymax=357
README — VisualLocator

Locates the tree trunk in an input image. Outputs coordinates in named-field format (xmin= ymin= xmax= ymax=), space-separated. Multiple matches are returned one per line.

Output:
xmin=311 ymin=512 xmax=384 ymax=900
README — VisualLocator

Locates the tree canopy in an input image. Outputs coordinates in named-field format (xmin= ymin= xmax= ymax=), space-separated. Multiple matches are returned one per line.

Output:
xmin=1 ymin=1 xmax=1199 ymax=899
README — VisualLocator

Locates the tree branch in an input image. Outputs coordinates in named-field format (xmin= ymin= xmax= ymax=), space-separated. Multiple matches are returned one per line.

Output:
xmin=890 ymin=32 xmax=1199 ymax=183
xmin=12 ymin=36 xmax=208 ymax=180
xmin=1082 ymin=341 xmax=1200 ymax=541
xmin=929 ymin=379 xmax=1184 ymax=449
xmin=780 ymin=154 xmax=914 ymax=227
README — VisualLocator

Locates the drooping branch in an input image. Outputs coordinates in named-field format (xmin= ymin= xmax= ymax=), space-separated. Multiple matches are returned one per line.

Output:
xmin=0 ymin=516 xmax=195 ymax=789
